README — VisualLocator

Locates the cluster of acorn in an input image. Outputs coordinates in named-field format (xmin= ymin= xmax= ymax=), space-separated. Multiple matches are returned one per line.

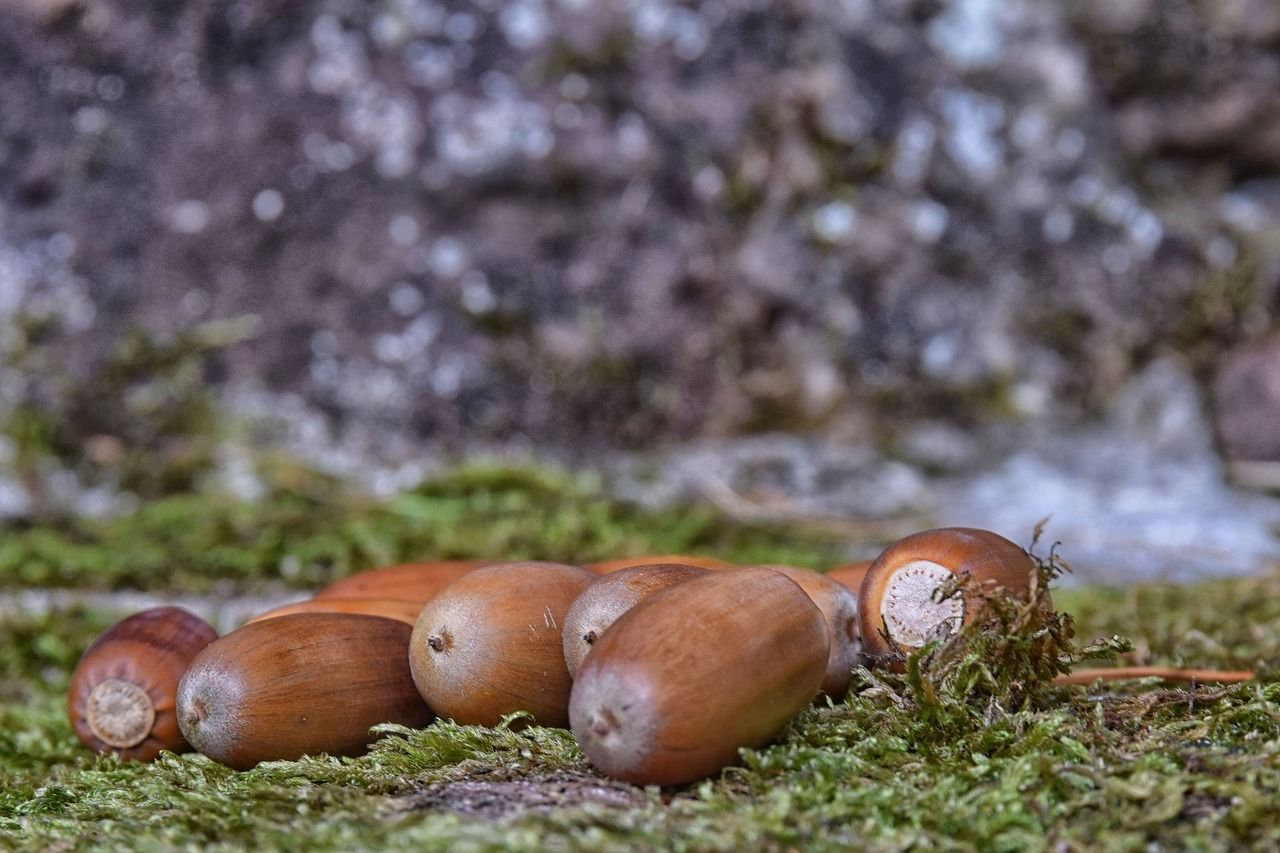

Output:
xmin=66 ymin=526 xmax=1253 ymax=786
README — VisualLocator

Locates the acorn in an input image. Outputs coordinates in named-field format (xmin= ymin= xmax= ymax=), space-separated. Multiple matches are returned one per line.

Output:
xmin=313 ymin=559 xmax=490 ymax=603
xmin=586 ymin=554 xmax=733 ymax=574
xmin=67 ymin=606 xmax=218 ymax=762
xmin=570 ymin=566 xmax=828 ymax=786
xmin=408 ymin=561 xmax=594 ymax=728
xmin=177 ymin=613 xmax=433 ymax=770
xmin=825 ymin=559 xmax=872 ymax=592
xmin=752 ymin=565 xmax=861 ymax=698
xmin=562 ymin=563 xmax=710 ymax=677
xmin=245 ymin=597 xmax=423 ymax=626
xmin=857 ymin=527 xmax=1040 ymax=664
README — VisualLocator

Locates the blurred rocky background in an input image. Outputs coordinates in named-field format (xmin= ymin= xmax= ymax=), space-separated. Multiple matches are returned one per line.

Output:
xmin=1 ymin=0 xmax=1278 ymax=579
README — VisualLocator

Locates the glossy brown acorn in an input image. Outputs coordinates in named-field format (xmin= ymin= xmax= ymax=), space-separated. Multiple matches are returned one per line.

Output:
xmin=585 ymin=554 xmax=733 ymax=574
xmin=825 ymin=560 xmax=872 ymax=592
xmin=408 ymin=561 xmax=595 ymax=728
xmin=858 ymin=527 xmax=1039 ymax=663
xmin=313 ymin=559 xmax=490 ymax=603
xmin=177 ymin=613 xmax=433 ymax=770
xmin=245 ymin=597 xmax=423 ymax=626
xmin=67 ymin=606 xmax=218 ymax=762
xmin=569 ymin=566 xmax=828 ymax=786
xmin=562 ymin=563 xmax=710 ymax=677
xmin=752 ymin=565 xmax=861 ymax=698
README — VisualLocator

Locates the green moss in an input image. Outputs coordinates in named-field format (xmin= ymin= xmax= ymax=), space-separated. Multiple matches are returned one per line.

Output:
xmin=4 ymin=317 xmax=259 ymax=508
xmin=0 ymin=461 xmax=850 ymax=593
xmin=4 ymin=482 xmax=1280 ymax=850
xmin=5 ymin=640 xmax=1280 ymax=850
xmin=1171 ymin=246 xmax=1260 ymax=374
xmin=862 ymin=370 xmax=1025 ymax=439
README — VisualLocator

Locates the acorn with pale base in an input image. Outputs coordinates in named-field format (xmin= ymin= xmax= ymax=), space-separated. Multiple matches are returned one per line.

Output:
xmin=177 ymin=613 xmax=432 ymax=770
xmin=67 ymin=606 xmax=218 ymax=762
xmin=562 ymin=562 xmax=709 ymax=677
xmin=408 ymin=561 xmax=595 ymax=728
xmin=570 ymin=566 xmax=828 ymax=786
xmin=858 ymin=527 xmax=1039 ymax=664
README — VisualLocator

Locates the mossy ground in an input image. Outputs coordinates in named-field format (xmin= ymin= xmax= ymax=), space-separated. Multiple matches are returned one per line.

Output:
xmin=2 ymin=465 xmax=1279 ymax=851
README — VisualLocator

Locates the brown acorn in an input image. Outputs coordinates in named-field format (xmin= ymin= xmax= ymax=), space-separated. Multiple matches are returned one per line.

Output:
xmin=67 ymin=606 xmax=218 ymax=762
xmin=313 ymin=559 xmax=490 ymax=603
xmin=825 ymin=560 xmax=872 ymax=592
xmin=177 ymin=613 xmax=433 ymax=770
xmin=245 ymin=597 xmax=423 ymax=626
xmin=569 ymin=566 xmax=828 ymax=786
xmin=408 ymin=561 xmax=594 ymax=728
xmin=562 ymin=563 xmax=709 ymax=677
xmin=585 ymin=554 xmax=733 ymax=574
xmin=857 ymin=527 xmax=1040 ymax=664
xmin=752 ymin=565 xmax=861 ymax=698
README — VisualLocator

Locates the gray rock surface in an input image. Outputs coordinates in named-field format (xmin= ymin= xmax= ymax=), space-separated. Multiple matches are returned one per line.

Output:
xmin=2 ymin=0 xmax=1277 ymax=451
xmin=1214 ymin=331 xmax=1280 ymax=464
xmin=609 ymin=359 xmax=1280 ymax=581
xmin=1 ymin=0 xmax=1278 ymax=579
xmin=0 ymin=588 xmax=305 ymax=635
xmin=936 ymin=359 xmax=1280 ymax=582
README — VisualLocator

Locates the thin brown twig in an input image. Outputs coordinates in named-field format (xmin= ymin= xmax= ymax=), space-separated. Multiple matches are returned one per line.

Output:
xmin=687 ymin=468 xmax=924 ymax=538
xmin=1054 ymin=666 xmax=1255 ymax=685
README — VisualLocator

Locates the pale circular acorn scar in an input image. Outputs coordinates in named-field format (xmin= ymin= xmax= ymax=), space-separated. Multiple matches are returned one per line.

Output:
xmin=86 ymin=678 xmax=155 ymax=749
xmin=879 ymin=559 xmax=965 ymax=648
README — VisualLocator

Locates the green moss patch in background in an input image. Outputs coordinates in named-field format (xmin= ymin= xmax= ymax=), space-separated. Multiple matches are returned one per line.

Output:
xmin=0 ymin=463 xmax=852 ymax=594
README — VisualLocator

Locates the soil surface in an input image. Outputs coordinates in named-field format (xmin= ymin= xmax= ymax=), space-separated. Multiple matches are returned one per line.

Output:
xmin=394 ymin=772 xmax=648 ymax=819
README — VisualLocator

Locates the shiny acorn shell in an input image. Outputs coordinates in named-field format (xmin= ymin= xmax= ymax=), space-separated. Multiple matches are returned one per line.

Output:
xmin=585 ymin=554 xmax=733 ymax=574
xmin=245 ymin=597 xmax=423 ymax=626
xmin=751 ymin=565 xmax=861 ymax=698
xmin=67 ymin=606 xmax=218 ymax=762
xmin=569 ymin=566 xmax=828 ymax=786
xmin=408 ymin=561 xmax=595 ymax=728
xmin=858 ymin=527 xmax=1039 ymax=662
xmin=177 ymin=613 xmax=433 ymax=770
xmin=562 ymin=563 xmax=710 ymax=677
xmin=313 ymin=559 xmax=490 ymax=603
